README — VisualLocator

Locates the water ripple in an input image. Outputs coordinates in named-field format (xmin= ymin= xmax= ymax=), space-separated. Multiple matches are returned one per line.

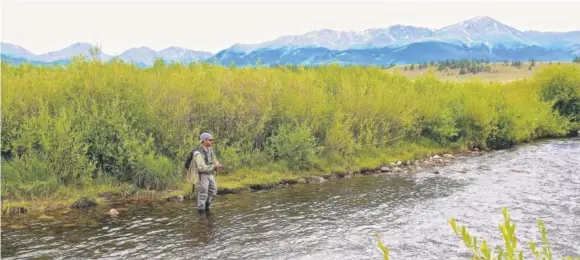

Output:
xmin=2 ymin=138 xmax=579 ymax=260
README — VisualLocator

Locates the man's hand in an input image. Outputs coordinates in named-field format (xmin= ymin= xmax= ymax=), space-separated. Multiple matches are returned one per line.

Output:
xmin=214 ymin=162 xmax=222 ymax=169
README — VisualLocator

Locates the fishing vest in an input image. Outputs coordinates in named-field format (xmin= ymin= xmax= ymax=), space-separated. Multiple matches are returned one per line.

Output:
xmin=196 ymin=147 xmax=212 ymax=166
xmin=193 ymin=147 xmax=214 ymax=174
xmin=184 ymin=146 xmax=213 ymax=171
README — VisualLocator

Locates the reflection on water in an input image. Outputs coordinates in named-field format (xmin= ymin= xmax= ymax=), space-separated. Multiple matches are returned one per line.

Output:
xmin=2 ymin=138 xmax=579 ymax=260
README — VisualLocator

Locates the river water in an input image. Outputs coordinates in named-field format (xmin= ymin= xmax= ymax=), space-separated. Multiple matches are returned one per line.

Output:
xmin=2 ymin=138 xmax=579 ymax=259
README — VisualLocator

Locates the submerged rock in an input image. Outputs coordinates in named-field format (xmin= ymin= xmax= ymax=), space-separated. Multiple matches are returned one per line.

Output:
xmin=166 ymin=195 xmax=184 ymax=202
xmin=61 ymin=223 xmax=77 ymax=228
xmin=37 ymin=214 xmax=55 ymax=221
xmin=9 ymin=224 xmax=27 ymax=230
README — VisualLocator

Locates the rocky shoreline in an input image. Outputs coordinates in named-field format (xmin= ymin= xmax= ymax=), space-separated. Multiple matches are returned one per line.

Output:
xmin=2 ymin=148 xmax=487 ymax=221
xmin=171 ymin=148 xmax=487 ymax=199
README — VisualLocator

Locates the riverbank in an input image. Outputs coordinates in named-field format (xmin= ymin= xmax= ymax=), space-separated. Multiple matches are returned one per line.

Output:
xmin=2 ymin=142 xmax=481 ymax=220
xmin=5 ymin=135 xmax=577 ymax=221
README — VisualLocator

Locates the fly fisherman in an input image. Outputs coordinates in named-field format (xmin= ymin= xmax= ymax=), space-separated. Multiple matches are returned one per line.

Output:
xmin=184 ymin=133 xmax=222 ymax=212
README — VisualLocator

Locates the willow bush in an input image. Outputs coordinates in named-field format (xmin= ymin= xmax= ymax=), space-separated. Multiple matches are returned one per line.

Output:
xmin=1 ymin=58 xmax=577 ymax=200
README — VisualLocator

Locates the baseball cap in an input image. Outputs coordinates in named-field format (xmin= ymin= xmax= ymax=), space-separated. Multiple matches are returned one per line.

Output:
xmin=200 ymin=132 xmax=213 ymax=143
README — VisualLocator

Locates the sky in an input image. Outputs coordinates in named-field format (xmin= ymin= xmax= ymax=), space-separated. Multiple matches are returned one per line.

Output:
xmin=2 ymin=0 xmax=580 ymax=55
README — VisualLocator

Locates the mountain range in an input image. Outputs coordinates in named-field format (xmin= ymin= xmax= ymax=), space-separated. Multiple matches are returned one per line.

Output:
xmin=2 ymin=16 xmax=579 ymax=67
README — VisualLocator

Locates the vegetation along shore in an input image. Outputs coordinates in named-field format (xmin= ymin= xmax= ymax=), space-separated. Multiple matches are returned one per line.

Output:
xmin=1 ymin=58 xmax=579 ymax=217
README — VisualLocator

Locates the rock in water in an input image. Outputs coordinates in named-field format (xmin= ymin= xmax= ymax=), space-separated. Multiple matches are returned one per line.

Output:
xmin=107 ymin=209 xmax=119 ymax=217
xmin=380 ymin=167 xmax=392 ymax=172
xmin=443 ymin=154 xmax=454 ymax=158
xmin=306 ymin=176 xmax=326 ymax=183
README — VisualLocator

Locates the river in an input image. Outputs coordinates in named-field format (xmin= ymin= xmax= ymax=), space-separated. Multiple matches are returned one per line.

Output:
xmin=2 ymin=138 xmax=579 ymax=259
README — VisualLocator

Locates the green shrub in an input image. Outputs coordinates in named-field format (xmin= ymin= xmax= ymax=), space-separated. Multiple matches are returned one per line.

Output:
xmin=132 ymin=153 xmax=177 ymax=190
xmin=265 ymin=123 xmax=323 ymax=171
xmin=536 ymin=65 xmax=580 ymax=122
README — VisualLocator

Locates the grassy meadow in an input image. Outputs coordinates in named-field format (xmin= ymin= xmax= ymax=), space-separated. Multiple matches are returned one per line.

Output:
xmin=388 ymin=61 xmax=571 ymax=82
xmin=1 ymin=57 xmax=579 ymax=213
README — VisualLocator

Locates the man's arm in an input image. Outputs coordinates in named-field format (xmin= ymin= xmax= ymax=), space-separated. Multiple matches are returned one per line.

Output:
xmin=194 ymin=152 xmax=215 ymax=172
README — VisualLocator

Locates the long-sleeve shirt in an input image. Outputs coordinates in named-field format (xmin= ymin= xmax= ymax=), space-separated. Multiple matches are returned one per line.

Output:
xmin=194 ymin=147 xmax=219 ymax=174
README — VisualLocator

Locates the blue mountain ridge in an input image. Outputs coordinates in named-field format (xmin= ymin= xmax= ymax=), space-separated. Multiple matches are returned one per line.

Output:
xmin=212 ymin=41 xmax=576 ymax=67
xmin=4 ymin=42 xmax=575 ymax=68
xmin=2 ymin=16 xmax=579 ymax=67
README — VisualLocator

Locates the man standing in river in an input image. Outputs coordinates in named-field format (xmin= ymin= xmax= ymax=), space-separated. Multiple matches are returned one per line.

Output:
xmin=184 ymin=132 xmax=222 ymax=212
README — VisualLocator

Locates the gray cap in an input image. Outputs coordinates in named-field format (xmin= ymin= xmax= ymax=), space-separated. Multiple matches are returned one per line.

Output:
xmin=200 ymin=132 xmax=213 ymax=143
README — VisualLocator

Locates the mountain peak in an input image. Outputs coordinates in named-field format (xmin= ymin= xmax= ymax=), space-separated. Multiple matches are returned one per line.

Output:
xmin=443 ymin=16 xmax=507 ymax=31
xmin=460 ymin=16 xmax=505 ymax=29
xmin=435 ymin=16 xmax=528 ymax=46
xmin=68 ymin=42 xmax=94 ymax=48
xmin=128 ymin=46 xmax=155 ymax=51
xmin=467 ymin=16 xmax=498 ymax=23
xmin=1 ymin=42 xmax=37 ymax=59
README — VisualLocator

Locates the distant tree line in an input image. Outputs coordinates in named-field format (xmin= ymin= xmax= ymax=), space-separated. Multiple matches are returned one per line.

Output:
xmin=574 ymin=56 xmax=580 ymax=64
xmin=404 ymin=58 xmax=493 ymax=75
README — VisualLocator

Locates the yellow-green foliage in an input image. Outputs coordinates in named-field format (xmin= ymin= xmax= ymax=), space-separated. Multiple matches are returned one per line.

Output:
xmin=375 ymin=232 xmax=390 ymax=260
xmin=449 ymin=207 xmax=580 ymax=260
xmin=375 ymin=208 xmax=580 ymax=259
xmin=1 ymin=59 xmax=577 ymax=200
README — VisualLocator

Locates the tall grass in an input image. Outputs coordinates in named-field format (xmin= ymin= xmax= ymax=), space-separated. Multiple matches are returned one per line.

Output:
xmin=1 ymin=58 xmax=578 ymax=200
